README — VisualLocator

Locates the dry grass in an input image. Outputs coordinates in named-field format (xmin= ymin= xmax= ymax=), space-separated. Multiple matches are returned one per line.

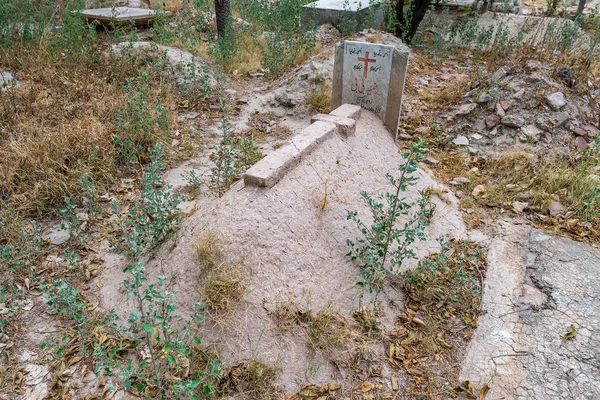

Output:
xmin=305 ymin=81 xmax=332 ymax=113
xmin=393 ymin=239 xmax=487 ymax=399
xmin=195 ymin=233 xmax=245 ymax=315
xmin=462 ymin=152 xmax=599 ymax=226
xmin=0 ymin=56 xmax=123 ymax=215
xmin=220 ymin=359 xmax=283 ymax=399
xmin=0 ymin=41 xmax=178 ymax=216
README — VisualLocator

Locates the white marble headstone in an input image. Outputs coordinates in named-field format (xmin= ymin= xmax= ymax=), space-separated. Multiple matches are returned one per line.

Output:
xmin=332 ymin=40 xmax=409 ymax=140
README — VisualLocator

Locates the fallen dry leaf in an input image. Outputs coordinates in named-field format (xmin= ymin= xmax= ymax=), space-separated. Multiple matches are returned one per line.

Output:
xmin=563 ymin=324 xmax=577 ymax=341
xmin=354 ymin=381 xmax=375 ymax=393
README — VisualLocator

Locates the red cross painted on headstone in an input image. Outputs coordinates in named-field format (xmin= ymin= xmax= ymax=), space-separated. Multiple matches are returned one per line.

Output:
xmin=358 ymin=52 xmax=376 ymax=79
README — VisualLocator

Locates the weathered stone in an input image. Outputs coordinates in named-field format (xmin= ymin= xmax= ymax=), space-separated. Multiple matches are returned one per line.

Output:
xmin=548 ymin=200 xmax=565 ymax=216
xmin=512 ymin=201 xmax=529 ymax=213
xmin=331 ymin=40 xmax=409 ymax=139
xmin=490 ymin=67 xmax=507 ymax=83
xmin=310 ymin=113 xmax=356 ymax=136
xmin=453 ymin=135 xmax=469 ymax=146
xmin=486 ymin=114 xmax=499 ymax=128
xmin=456 ymin=103 xmax=477 ymax=115
xmin=545 ymin=92 xmax=567 ymax=111
xmin=520 ymin=124 xmax=543 ymax=142
xmin=42 ymin=224 xmax=70 ymax=246
xmin=496 ymin=102 xmax=506 ymax=116
xmin=450 ymin=177 xmax=470 ymax=186
xmin=472 ymin=185 xmax=486 ymax=196
xmin=424 ymin=156 xmax=439 ymax=165
xmin=1 ymin=71 xmax=21 ymax=90
xmin=575 ymin=136 xmax=588 ymax=151
xmin=471 ymin=133 xmax=483 ymax=140
xmin=501 ymin=114 xmax=525 ymax=128
xmin=330 ymin=103 xmax=362 ymax=120
xmin=582 ymin=124 xmax=599 ymax=136
xmin=571 ymin=126 xmax=587 ymax=136
xmin=478 ymin=92 xmax=492 ymax=103
xmin=512 ymin=88 xmax=525 ymax=99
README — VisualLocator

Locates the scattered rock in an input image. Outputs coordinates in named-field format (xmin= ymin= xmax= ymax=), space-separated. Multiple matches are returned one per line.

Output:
xmin=453 ymin=135 xmax=470 ymax=146
xmin=582 ymin=124 xmax=599 ymax=136
xmin=501 ymin=114 xmax=525 ymax=128
xmin=424 ymin=156 xmax=439 ymax=165
xmin=499 ymin=101 xmax=512 ymax=111
xmin=478 ymin=92 xmax=492 ymax=103
xmin=398 ymin=133 xmax=412 ymax=140
xmin=548 ymin=200 xmax=565 ymax=216
xmin=490 ymin=67 xmax=507 ymax=83
xmin=512 ymin=201 xmax=529 ymax=213
xmin=42 ymin=224 xmax=70 ymax=246
xmin=518 ymin=190 xmax=534 ymax=200
xmin=472 ymin=185 xmax=486 ymax=197
xmin=545 ymin=92 xmax=567 ymax=111
xmin=416 ymin=126 xmax=431 ymax=134
xmin=575 ymin=136 xmax=588 ymax=151
xmin=450 ymin=177 xmax=470 ymax=186
xmin=471 ymin=133 xmax=483 ymax=140
xmin=1 ymin=70 xmax=21 ymax=90
xmin=486 ymin=114 xmax=499 ymax=128
xmin=456 ymin=103 xmax=478 ymax=116
xmin=520 ymin=124 xmax=543 ymax=142
xmin=496 ymin=102 xmax=506 ymax=116
xmin=512 ymin=88 xmax=525 ymax=99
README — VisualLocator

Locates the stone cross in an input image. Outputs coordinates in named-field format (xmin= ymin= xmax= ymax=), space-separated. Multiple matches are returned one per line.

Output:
xmin=331 ymin=40 xmax=409 ymax=140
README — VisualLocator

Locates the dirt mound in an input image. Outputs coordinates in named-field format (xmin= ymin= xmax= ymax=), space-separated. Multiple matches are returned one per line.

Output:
xmin=97 ymin=110 xmax=467 ymax=393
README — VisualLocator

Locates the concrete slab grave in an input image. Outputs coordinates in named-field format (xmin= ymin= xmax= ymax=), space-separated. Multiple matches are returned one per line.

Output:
xmin=331 ymin=40 xmax=409 ymax=140
xmin=302 ymin=0 xmax=383 ymax=30
xmin=80 ymin=7 xmax=171 ymax=26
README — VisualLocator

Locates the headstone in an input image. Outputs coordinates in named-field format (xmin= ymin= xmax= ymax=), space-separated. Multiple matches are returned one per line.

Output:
xmin=80 ymin=7 xmax=171 ymax=26
xmin=331 ymin=40 xmax=409 ymax=139
xmin=302 ymin=0 xmax=383 ymax=30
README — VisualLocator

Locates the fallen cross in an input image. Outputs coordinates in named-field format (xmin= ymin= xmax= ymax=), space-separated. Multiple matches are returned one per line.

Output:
xmin=80 ymin=7 xmax=171 ymax=26
xmin=331 ymin=40 xmax=409 ymax=140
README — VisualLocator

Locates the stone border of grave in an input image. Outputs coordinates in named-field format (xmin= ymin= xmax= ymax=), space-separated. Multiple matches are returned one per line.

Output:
xmin=243 ymin=104 xmax=361 ymax=188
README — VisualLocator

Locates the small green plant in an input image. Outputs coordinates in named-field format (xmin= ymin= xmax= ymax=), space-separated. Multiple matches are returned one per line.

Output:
xmin=184 ymin=170 xmax=204 ymax=192
xmin=209 ymin=111 xmax=263 ymax=196
xmin=346 ymin=138 xmax=432 ymax=299
xmin=115 ymin=144 xmax=185 ymax=259
xmin=115 ymin=71 xmax=170 ymax=165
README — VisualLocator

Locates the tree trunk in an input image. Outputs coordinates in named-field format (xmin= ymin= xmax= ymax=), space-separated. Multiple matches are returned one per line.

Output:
xmin=214 ymin=0 xmax=231 ymax=38
xmin=574 ymin=0 xmax=587 ymax=20
xmin=395 ymin=0 xmax=432 ymax=43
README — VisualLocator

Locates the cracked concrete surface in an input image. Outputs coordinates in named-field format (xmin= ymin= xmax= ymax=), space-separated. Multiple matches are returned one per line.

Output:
xmin=461 ymin=221 xmax=600 ymax=399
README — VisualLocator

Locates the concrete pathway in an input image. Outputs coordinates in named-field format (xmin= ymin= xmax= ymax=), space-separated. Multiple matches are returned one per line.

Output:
xmin=461 ymin=221 xmax=600 ymax=399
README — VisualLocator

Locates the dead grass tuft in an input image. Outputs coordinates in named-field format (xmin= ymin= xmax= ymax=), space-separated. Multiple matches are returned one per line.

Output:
xmin=220 ymin=359 xmax=282 ymax=399
xmin=305 ymin=80 xmax=332 ymax=113
xmin=195 ymin=233 xmax=245 ymax=316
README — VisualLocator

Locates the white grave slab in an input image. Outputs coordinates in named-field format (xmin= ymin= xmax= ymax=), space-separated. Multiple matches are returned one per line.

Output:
xmin=302 ymin=0 xmax=383 ymax=30
xmin=332 ymin=41 xmax=409 ymax=139
xmin=80 ymin=7 xmax=171 ymax=26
